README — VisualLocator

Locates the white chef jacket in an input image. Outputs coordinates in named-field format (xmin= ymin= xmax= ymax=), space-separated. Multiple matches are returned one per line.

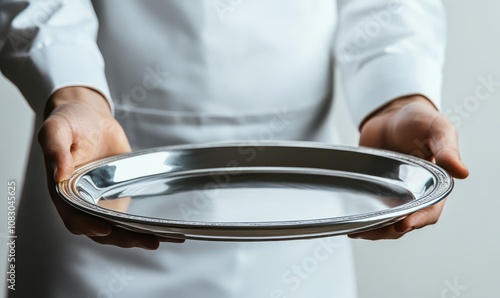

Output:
xmin=0 ymin=1 xmax=445 ymax=297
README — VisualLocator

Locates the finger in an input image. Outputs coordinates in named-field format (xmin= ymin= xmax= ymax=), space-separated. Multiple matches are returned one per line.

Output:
xmin=393 ymin=199 xmax=446 ymax=233
xmin=348 ymin=200 xmax=445 ymax=240
xmin=59 ymin=206 xmax=113 ymax=237
xmin=89 ymin=227 xmax=161 ymax=250
xmin=38 ymin=115 xmax=75 ymax=182
xmin=348 ymin=225 xmax=405 ymax=240
xmin=43 ymin=164 xmax=113 ymax=238
xmin=159 ymin=237 xmax=186 ymax=243
xmin=429 ymin=118 xmax=469 ymax=179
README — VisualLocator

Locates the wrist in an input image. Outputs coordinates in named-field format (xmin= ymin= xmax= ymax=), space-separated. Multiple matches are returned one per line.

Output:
xmin=360 ymin=95 xmax=436 ymax=131
xmin=45 ymin=86 xmax=112 ymax=118
xmin=381 ymin=95 xmax=436 ymax=111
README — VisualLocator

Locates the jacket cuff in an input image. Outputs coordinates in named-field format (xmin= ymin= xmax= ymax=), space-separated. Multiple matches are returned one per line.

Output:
xmin=342 ymin=54 xmax=443 ymax=128
xmin=9 ymin=44 xmax=113 ymax=115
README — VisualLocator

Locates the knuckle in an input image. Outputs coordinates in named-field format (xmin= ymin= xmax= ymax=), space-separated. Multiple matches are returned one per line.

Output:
xmin=429 ymin=216 xmax=439 ymax=225
xmin=423 ymin=208 xmax=440 ymax=226
xmin=392 ymin=234 xmax=404 ymax=240
xmin=37 ymin=117 xmax=66 ymax=145
xmin=64 ymin=223 xmax=83 ymax=236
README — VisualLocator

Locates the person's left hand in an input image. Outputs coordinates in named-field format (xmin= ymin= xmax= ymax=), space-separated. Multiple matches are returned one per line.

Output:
xmin=348 ymin=95 xmax=469 ymax=240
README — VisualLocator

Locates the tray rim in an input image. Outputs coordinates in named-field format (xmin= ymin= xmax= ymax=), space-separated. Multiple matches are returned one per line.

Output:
xmin=56 ymin=141 xmax=453 ymax=235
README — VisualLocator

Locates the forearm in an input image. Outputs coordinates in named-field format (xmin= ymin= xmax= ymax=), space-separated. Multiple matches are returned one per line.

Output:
xmin=0 ymin=0 xmax=112 ymax=115
xmin=335 ymin=0 xmax=446 ymax=127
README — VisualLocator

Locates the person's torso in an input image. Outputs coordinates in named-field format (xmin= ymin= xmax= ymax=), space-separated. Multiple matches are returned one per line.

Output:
xmin=93 ymin=0 xmax=339 ymax=148
xmin=11 ymin=2 xmax=357 ymax=298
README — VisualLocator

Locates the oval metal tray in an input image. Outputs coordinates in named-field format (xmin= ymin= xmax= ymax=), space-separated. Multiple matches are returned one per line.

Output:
xmin=56 ymin=142 xmax=453 ymax=241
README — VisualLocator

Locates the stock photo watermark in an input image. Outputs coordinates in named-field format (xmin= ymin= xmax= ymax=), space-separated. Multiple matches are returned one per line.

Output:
xmin=88 ymin=267 xmax=135 ymax=298
xmin=179 ymin=106 xmax=297 ymax=220
xmin=115 ymin=63 xmax=170 ymax=120
xmin=6 ymin=180 xmax=17 ymax=291
xmin=268 ymin=238 xmax=341 ymax=297
xmin=338 ymin=0 xmax=405 ymax=62
xmin=444 ymin=74 xmax=499 ymax=128
xmin=401 ymin=74 xmax=499 ymax=159
xmin=440 ymin=278 xmax=467 ymax=298
xmin=241 ymin=107 xmax=298 ymax=160
xmin=6 ymin=0 xmax=66 ymax=53
xmin=212 ymin=0 xmax=244 ymax=21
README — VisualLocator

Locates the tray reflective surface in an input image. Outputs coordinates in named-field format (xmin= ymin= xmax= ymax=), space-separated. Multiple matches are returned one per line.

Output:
xmin=57 ymin=142 xmax=453 ymax=241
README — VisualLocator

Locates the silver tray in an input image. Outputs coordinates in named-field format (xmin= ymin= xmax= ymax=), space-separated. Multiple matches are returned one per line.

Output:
xmin=56 ymin=142 xmax=453 ymax=241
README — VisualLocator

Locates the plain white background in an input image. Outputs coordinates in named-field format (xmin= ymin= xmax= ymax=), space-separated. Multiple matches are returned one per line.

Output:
xmin=0 ymin=0 xmax=499 ymax=297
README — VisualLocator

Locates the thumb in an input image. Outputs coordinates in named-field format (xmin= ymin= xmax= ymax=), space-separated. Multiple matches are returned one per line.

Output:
xmin=429 ymin=118 xmax=470 ymax=179
xmin=38 ymin=117 xmax=76 ymax=182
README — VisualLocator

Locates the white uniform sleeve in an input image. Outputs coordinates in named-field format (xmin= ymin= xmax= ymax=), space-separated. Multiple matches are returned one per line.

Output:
xmin=0 ymin=0 xmax=113 ymax=115
xmin=335 ymin=0 xmax=446 ymax=127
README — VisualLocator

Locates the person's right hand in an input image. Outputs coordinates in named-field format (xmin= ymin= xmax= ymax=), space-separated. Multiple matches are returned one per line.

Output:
xmin=38 ymin=86 xmax=182 ymax=250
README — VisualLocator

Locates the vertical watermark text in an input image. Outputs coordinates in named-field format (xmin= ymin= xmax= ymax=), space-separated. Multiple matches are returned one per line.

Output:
xmin=6 ymin=180 xmax=17 ymax=291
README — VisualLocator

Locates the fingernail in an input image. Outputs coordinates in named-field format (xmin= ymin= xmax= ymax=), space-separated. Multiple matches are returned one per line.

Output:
xmin=402 ymin=227 xmax=414 ymax=234
xmin=90 ymin=226 xmax=111 ymax=237
xmin=134 ymin=241 xmax=154 ymax=250
xmin=89 ymin=229 xmax=109 ymax=237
